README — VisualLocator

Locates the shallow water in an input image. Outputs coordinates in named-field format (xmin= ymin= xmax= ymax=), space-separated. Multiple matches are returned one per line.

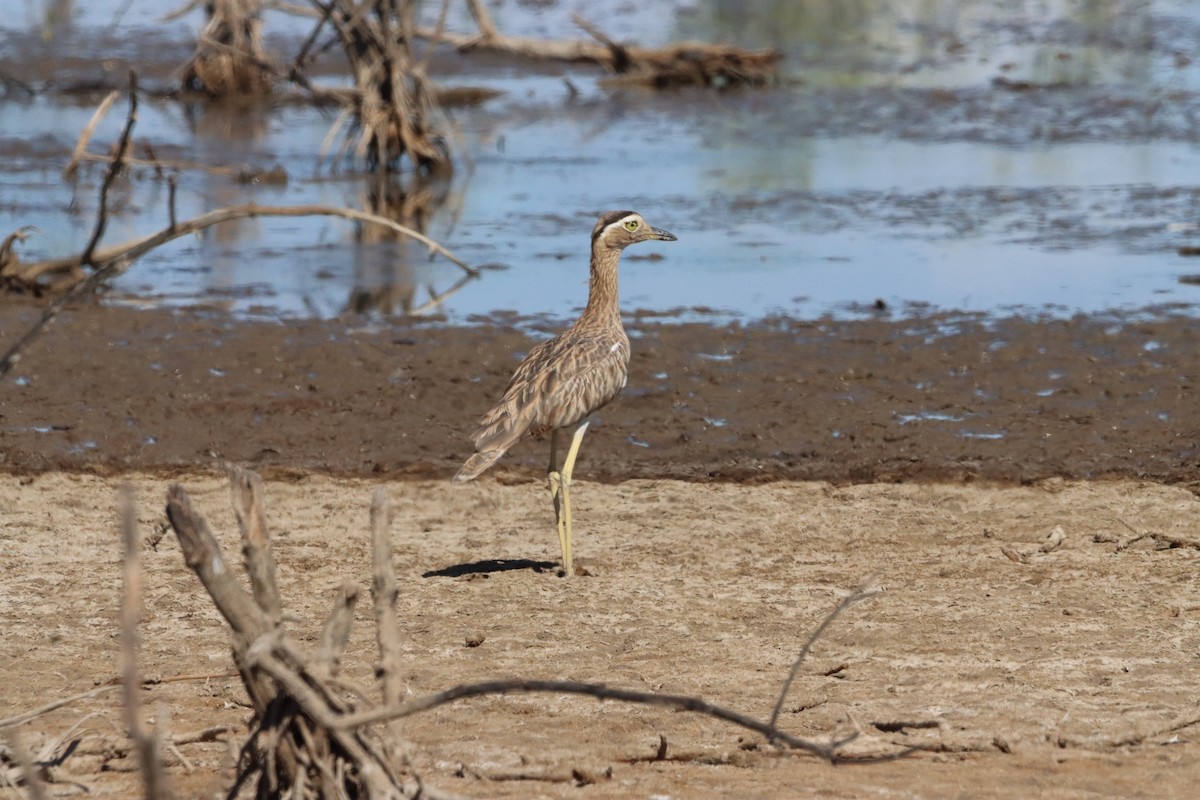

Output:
xmin=2 ymin=0 xmax=1200 ymax=322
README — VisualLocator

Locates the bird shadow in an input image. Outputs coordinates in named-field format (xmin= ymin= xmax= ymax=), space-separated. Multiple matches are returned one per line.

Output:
xmin=422 ymin=558 xmax=560 ymax=578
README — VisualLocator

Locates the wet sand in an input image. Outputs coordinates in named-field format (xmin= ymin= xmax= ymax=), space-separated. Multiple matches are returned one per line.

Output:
xmin=1 ymin=303 xmax=1196 ymax=487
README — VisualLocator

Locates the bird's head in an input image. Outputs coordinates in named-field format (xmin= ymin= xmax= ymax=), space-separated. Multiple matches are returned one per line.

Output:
xmin=592 ymin=210 xmax=677 ymax=251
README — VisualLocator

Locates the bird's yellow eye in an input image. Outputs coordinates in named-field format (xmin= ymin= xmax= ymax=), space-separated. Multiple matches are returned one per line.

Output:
xmin=624 ymin=219 xmax=639 ymax=231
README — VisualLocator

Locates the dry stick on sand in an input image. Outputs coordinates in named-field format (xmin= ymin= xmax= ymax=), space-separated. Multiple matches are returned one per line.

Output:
xmin=371 ymin=489 xmax=406 ymax=714
xmin=119 ymin=486 xmax=174 ymax=799
xmin=166 ymin=475 xmax=450 ymax=799
xmin=767 ymin=575 xmax=882 ymax=735
xmin=229 ymin=466 xmax=284 ymax=625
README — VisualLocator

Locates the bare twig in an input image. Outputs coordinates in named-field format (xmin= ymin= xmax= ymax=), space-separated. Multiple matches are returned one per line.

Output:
xmin=229 ymin=465 xmax=284 ymax=625
xmin=63 ymin=90 xmax=121 ymax=180
xmin=1114 ymin=518 xmax=1200 ymax=552
xmin=464 ymin=0 xmax=498 ymax=40
xmin=120 ymin=486 xmax=174 ymax=798
xmin=79 ymin=73 xmax=138 ymax=272
xmin=1 ymin=726 xmax=47 ymax=800
xmin=334 ymin=679 xmax=840 ymax=760
xmin=768 ymin=576 xmax=881 ymax=733
xmin=1057 ymin=711 xmax=1200 ymax=749
xmin=0 ymin=673 xmax=235 ymax=730
xmin=167 ymin=484 xmax=275 ymax=643
xmin=0 ymin=226 xmax=38 ymax=269
xmin=0 ymin=201 xmax=475 ymax=380
xmin=15 ymin=201 xmax=475 ymax=286
xmin=370 ymin=489 xmax=405 ymax=711
xmin=245 ymin=639 xmax=407 ymax=799
xmin=0 ymin=73 xmax=137 ymax=380
xmin=0 ymin=686 xmax=122 ymax=730
xmin=315 ymin=583 xmax=360 ymax=677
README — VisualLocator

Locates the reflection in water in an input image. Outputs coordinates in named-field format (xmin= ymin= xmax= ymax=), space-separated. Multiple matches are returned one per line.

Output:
xmin=347 ymin=174 xmax=463 ymax=316
xmin=187 ymin=103 xmax=277 ymax=309
xmin=684 ymin=0 xmax=1159 ymax=89
xmin=3 ymin=0 xmax=1198 ymax=321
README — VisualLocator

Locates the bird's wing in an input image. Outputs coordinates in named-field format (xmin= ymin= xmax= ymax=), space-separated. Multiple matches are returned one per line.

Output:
xmin=471 ymin=332 xmax=629 ymax=452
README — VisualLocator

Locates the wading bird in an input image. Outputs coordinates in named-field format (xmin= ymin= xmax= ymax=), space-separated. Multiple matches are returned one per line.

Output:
xmin=453 ymin=210 xmax=677 ymax=576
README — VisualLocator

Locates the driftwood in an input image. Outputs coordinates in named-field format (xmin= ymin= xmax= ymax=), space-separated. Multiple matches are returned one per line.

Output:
xmin=418 ymin=0 xmax=781 ymax=89
xmin=119 ymin=486 xmax=175 ymax=799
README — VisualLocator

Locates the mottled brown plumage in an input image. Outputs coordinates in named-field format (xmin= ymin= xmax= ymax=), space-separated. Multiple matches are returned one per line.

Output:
xmin=454 ymin=210 xmax=677 ymax=576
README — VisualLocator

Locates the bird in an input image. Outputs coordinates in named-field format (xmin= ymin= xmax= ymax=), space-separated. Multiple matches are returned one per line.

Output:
xmin=453 ymin=210 xmax=677 ymax=577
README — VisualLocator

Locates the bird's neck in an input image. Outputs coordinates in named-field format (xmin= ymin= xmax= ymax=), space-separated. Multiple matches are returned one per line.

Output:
xmin=581 ymin=245 xmax=622 ymax=323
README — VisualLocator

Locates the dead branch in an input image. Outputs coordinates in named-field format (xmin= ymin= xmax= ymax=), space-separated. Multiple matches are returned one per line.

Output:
xmin=63 ymin=90 xmax=121 ymax=180
xmin=315 ymin=583 xmax=360 ymax=677
xmin=1114 ymin=518 xmax=1200 ymax=552
xmin=229 ymin=466 xmax=284 ymax=625
xmin=245 ymin=640 xmax=408 ymax=798
xmin=166 ymin=485 xmax=276 ymax=643
xmin=7 ymin=201 xmax=474 ymax=290
xmin=0 ymin=200 xmax=476 ymax=381
xmin=119 ymin=486 xmax=174 ymax=799
xmin=0 ymin=686 xmax=123 ymax=730
xmin=421 ymin=2 xmax=781 ymax=88
xmin=315 ymin=0 xmax=452 ymax=177
xmin=1056 ymin=710 xmax=1200 ymax=749
xmin=371 ymin=489 xmax=405 ymax=711
xmin=165 ymin=475 xmax=435 ymax=798
xmin=0 ymin=74 xmax=140 ymax=380
xmin=0 ymin=726 xmax=48 ymax=800
xmin=80 ymin=74 xmax=138 ymax=275
xmin=157 ymin=474 xmax=914 ymax=799
xmin=0 ymin=675 xmax=236 ymax=732
xmin=331 ymin=677 xmax=915 ymax=763
xmin=768 ymin=575 xmax=881 ymax=733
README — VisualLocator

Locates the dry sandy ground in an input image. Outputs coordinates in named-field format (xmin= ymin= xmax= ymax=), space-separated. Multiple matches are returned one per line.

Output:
xmin=4 ymin=470 xmax=1200 ymax=798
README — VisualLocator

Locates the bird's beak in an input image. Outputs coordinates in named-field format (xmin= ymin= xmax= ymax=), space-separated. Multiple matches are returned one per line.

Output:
xmin=647 ymin=226 xmax=677 ymax=242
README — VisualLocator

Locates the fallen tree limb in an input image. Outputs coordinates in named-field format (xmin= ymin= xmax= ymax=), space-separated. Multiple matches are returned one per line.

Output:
xmin=7 ymin=201 xmax=476 ymax=289
xmin=0 ymin=200 xmax=476 ymax=379
xmin=416 ymin=1 xmax=781 ymax=88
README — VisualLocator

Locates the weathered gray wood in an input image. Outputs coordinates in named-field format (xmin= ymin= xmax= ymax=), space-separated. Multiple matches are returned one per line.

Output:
xmin=229 ymin=466 xmax=283 ymax=625
xmin=119 ymin=485 xmax=174 ymax=799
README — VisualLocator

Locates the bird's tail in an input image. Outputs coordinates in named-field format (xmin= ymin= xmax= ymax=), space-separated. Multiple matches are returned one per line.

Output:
xmin=452 ymin=449 xmax=507 ymax=483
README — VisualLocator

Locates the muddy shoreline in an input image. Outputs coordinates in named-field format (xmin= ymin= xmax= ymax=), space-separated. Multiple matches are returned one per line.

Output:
xmin=1 ymin=302 xmax=1195 ymax=489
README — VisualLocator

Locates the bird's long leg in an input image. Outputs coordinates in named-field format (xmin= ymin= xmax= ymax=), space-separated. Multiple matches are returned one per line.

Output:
xmin=558 ymin=421 xmax=591 ymax=578
xmin=547 ymin=429 xmax=566 ymax=572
